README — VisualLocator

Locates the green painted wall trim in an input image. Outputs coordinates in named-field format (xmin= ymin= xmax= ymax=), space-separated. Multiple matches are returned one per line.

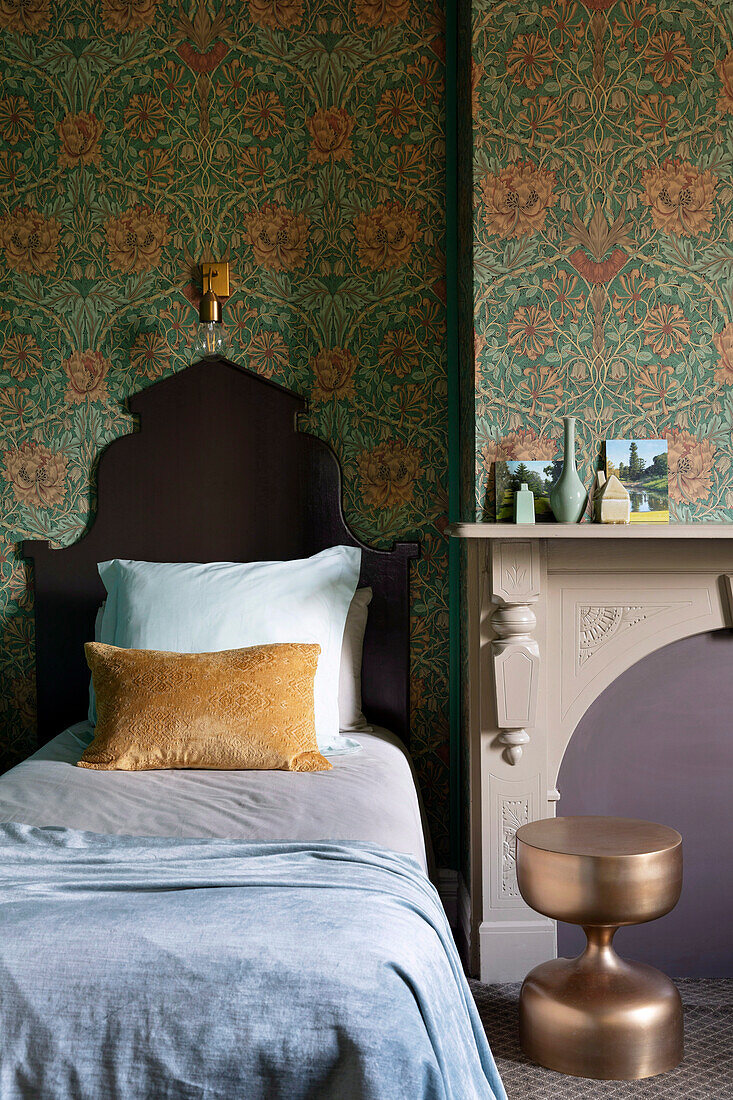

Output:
xmin=446 ymin=0 xmax=460 ymax=870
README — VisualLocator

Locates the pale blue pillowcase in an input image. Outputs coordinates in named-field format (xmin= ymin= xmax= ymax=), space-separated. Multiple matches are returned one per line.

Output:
xmin=93 ymin=547 xmax=361 ymax=749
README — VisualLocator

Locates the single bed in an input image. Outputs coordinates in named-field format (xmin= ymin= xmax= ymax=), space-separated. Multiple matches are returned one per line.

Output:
xmin=0 ymin=358 xmax=505 ymax=1100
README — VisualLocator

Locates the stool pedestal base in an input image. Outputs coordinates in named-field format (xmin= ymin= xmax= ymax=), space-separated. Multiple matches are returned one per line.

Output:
xmin=519 ymin=927 xmax=683 ymax=1080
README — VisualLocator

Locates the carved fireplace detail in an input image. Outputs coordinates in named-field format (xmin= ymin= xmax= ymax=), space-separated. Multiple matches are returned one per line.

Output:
xmin=452 ymin=523 xmax=733 ymax=982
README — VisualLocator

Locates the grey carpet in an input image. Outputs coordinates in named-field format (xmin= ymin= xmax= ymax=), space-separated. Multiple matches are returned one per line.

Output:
xmin=470 ymin=979 xmax=733 ymax=1098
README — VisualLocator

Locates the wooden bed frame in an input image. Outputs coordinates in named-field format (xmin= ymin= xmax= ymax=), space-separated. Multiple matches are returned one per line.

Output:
xmin=23 ymin=357 xmax=419 ymax=747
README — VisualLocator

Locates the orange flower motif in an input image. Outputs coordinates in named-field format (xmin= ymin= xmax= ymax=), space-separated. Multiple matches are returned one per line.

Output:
xmin=307 ymin=108 xmax=353 ymax=162
xmin=101 ymin=0 xmax=156 ymax=30
xmin=57 ymin=112 xmax=103 ymax=167
xmin=714 ymin=322 xmax=733 ymax=386
xmin=174 ymin=2 xmax=231 ymax=72
xmin=242 ymin=91 xmax=285 ymax=138
xmin=644 ymin=31 xmax=691 ymax=88
xmin=0 ymin=206 xmax=59 ymax=274
xmin=176 ymin=43 xmax=228 ymax=74
xmin=379 ymin=329 xmax=421 ymax=376
xmin=392 ymin=145 xmax=428 ymax=186
xmin=0 ymin=0 xmax=49 ymax=32
xmin=474 ymin=331 xmax=487 ymax=386
xmin=540 ymin=0 xmax=584 ymax=49
xmin=1 ymin=333 xmax=41 ymax=380
xmin=376 ymin=89 xmax=418 ymax=137
xmin=613 ymin=0 xmax=655 ymax=49
xmin=641 ymin=159 xmax=717 ymax=237
xmin=479 ymin=429 xmax=556 ymax=473
xmin=3 ymin=442 xmax=67 ymax=508
xmin=5 ymin=558 xmax=31 ymax=608
xmin=471 ymin=61 xmax=483 ymax=116
xmin=359 ymin=441 xmax=422 ymax=508
xmin=225 ymin=300 xmax=256 ymax=343
xmin=247 ymin=331 xmax=289 ymax=377
xmin=63 ymin=349 xmax=110 ymax=403
xmin=0 ymin=151 xmax=19 ymax=191
xmin=245 ymin=204 xmax=309 ymax=272
xmin=666 ymin=429 xmax=715 ymax=503
xmin=643 ymin=303 xmax=689 ymax=359
xmin=717 ymin=51 xmax=733 ymax=115
xmin=542 ymin=270 xmax=583 ymax=322
xmin=507 ymin=305 xmax=555 ymax=361
xmin=516 ymin=96 xmax=562 ymax=148
xmin=516 ymin=365 xmax=564 ymax=413
xmin=106 ymin=205 xmax=170 ymax=272
xmin=311 ymin=348 xmax=357 ymax=402
xmin=248 ymin=0 xmax=302 ymax=27
xmin=505 ymin=33 xmax=554 ymax=90
xmin=236 ymin=147 xmax=274 ymax=188
xmin=633 ymin=95 xmax=680 ymax=146
xmin=5 ymin=674 xmax=35 ymax=726
xmin=633 ymin=361 xmax=679 ymax=415
xmin=481 ymin=161 xmax=556 ymax=239
xmin=611 ymin=268 xmax=654 ymax=324
xmin=140 ymin=149 xmax=175 ymax=192
xmin=354 ymin=0 xmax=408 ymax=27
xmin=0 ymin=97 xmax=33 ymax=143
xmin=353 ymin=203 xmax=419 ymax=270
xmin=569 ymin=249 xmax=628 ymax=285
xmin=131 ymin=331 xmax=169 ymax=379
xmin=124 ymin=94 xmax=165 ymax=142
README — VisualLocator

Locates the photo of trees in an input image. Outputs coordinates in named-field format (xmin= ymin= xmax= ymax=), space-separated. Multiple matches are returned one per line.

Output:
xmin=495 ymin=460 xmax=556 ymax=522
xmin=605 ymin=439 xmax=669 ymax=523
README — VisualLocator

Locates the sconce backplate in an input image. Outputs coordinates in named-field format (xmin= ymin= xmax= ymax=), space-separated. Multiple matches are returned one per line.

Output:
xmin=201 ymin=261 xmax=230 ymax=297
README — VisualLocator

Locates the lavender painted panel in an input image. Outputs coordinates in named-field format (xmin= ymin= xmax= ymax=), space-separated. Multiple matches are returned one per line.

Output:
xmin=557 ymin=630 xmax=733 ymax=978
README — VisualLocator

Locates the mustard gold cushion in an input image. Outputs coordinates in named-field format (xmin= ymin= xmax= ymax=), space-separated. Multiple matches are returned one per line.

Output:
xmin=79 ymin=642 xmax=331 ymax=773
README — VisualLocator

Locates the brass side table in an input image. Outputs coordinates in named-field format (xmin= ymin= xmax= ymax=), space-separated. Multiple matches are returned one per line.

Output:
xmin=515 ymin=816 xmax=683 ymax=1080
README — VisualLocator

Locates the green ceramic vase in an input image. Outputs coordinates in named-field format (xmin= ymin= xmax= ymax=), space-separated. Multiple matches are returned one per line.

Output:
xmin=549 ymin=416 xmax=587 ymax=523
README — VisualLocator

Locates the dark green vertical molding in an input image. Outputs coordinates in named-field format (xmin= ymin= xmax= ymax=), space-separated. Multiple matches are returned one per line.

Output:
xmin=446 ymin=0 xmax=460 ymax=869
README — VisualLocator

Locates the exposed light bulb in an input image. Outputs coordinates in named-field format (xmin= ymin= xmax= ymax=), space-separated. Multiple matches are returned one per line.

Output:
xmin=192 ymin=321 xmax=228 ymax=360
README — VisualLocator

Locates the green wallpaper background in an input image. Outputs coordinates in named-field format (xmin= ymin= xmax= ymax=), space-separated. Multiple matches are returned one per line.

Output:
xmin=0 ymin=0 xmax=450 ymax=857
xmin=4 ymin=0 xmax=730 ymax=869
xmin=471 ymin=0 xmax=733 ymax=519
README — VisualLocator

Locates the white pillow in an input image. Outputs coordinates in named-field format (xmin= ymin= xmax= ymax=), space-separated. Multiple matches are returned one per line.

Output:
xmin=338 ymin=588 xmax=373 ymax=732
xmin=96 ymin=547 xmax=361 ymax=749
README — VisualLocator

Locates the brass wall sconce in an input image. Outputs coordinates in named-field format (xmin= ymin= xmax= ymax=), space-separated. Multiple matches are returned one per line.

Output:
xmin=192 ymin=261 xmax=230 ymax=360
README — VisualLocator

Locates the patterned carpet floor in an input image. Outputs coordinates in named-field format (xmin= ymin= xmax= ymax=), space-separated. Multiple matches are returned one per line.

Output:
xmin=470 ymin=979 xmax=733 ymax=1098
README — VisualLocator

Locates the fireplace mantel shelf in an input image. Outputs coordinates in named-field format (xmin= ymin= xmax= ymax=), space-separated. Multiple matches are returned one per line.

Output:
xmin=450 ymin=522 xmax=733 ymax=540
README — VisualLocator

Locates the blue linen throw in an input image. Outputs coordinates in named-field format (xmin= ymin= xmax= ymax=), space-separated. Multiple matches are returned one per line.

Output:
xmin=0 ymin=824 xmax=506 ymax=1100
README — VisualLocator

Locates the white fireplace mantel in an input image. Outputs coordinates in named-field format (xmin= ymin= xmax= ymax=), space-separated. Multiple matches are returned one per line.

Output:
xmin=452 ymin=522 xmax=733 ymax=982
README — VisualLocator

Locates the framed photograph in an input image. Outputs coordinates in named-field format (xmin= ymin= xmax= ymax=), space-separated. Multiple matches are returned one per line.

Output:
xmin=604 ymin=439 xmax=669 ymax=523
xmin=495 ymin=460 xmax=557 ymax=522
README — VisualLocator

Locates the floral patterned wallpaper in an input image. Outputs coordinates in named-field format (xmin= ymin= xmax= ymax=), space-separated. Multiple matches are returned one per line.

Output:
xmin=0 ymin=0 xmax=449 ymax=856
xmin=471 ymin=0 xmax=733 ymax=520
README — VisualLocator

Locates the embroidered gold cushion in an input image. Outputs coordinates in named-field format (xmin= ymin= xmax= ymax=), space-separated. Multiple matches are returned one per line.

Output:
xmin=78 ymin=641 xmax=331 ymax=773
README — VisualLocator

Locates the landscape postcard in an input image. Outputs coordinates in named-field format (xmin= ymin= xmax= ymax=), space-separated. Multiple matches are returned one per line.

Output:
xmin=496 ymin=460 xmax=556 ymax=522
xmin=604 ymin=439 xmax=669 ymax=524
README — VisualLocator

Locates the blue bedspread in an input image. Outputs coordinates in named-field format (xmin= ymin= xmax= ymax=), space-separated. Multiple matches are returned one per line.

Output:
xmin=0 ymin=823 xmax=506 ymax=1100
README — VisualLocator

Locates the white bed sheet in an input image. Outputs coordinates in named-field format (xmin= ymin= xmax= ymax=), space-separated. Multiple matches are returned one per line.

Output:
xmin=0 ymin=723 xmax=429 ymax=873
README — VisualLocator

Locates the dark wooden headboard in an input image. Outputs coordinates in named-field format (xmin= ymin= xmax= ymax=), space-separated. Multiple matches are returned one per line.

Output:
xmin=23 ymin=357 xmax=418 ymax=746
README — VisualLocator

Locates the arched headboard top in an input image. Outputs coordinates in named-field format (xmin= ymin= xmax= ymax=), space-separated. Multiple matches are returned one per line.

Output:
xmin=23 ymin=357 xmax=419 ymax=745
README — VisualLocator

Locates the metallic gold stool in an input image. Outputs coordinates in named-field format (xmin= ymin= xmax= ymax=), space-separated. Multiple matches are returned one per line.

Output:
xmin=515 ymin=816 xmax=683 ymax=1080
